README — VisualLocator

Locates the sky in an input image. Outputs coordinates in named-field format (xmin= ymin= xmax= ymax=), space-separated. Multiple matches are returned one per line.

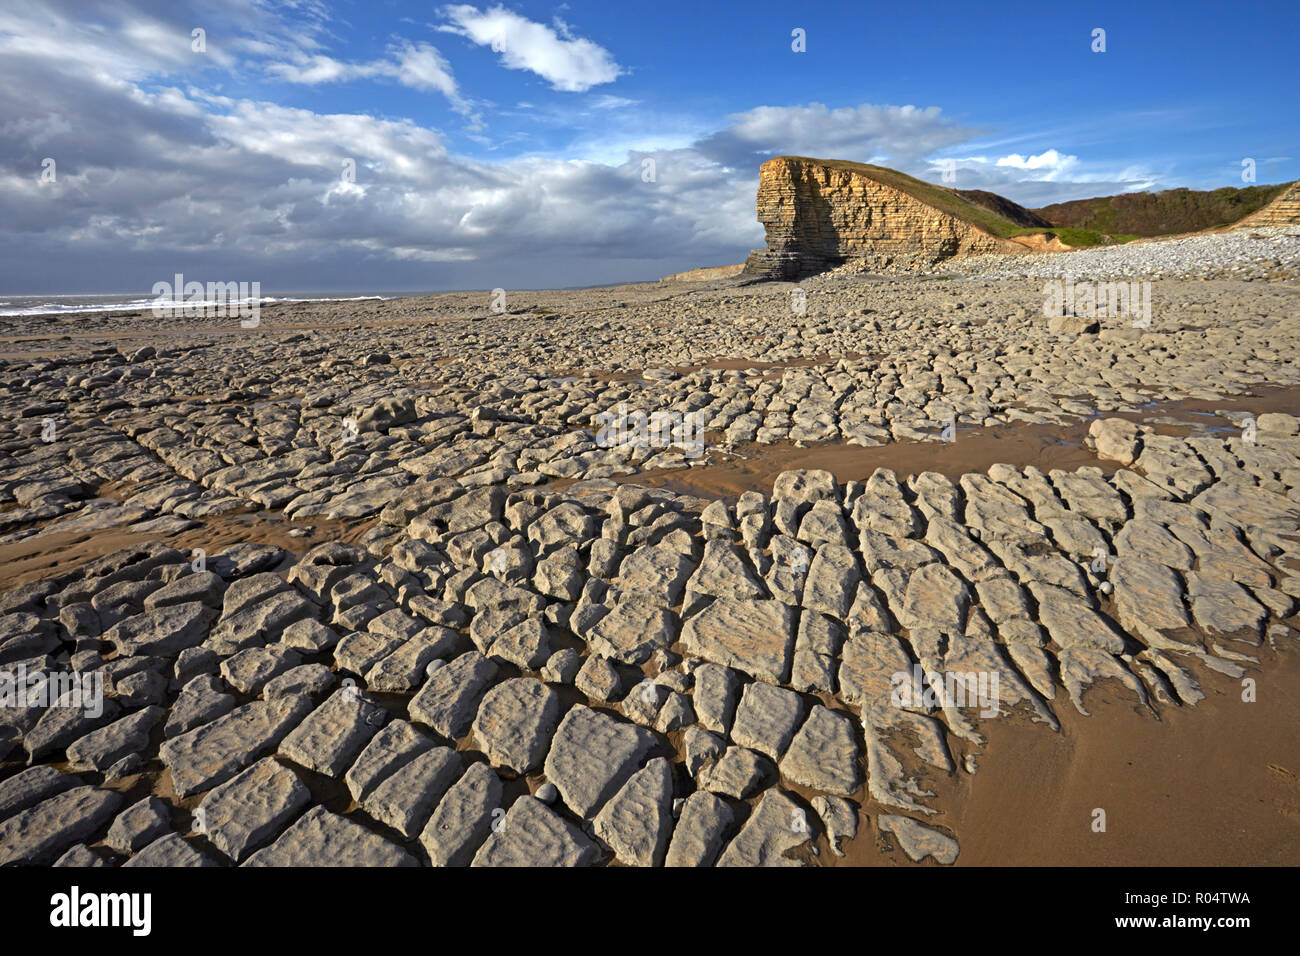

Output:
xmin=1 ymin=0 xmax=1296 ymax=294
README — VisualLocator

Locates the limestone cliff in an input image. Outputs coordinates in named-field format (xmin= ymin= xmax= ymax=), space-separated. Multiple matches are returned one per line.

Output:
xmin=741 ymin=156 xmax=1031 ymax=280
xmin=659 ymin=263 xmax=745 ymax=283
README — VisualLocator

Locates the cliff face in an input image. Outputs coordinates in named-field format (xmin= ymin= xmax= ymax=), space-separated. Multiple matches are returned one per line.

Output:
xmin=741 ymin=156 xmax=1026 ymax=280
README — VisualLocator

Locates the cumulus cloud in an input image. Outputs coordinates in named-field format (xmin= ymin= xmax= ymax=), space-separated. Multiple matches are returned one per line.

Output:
xmin=921 ymin=149 xmax=1159 ymax=206
xmin=438 ymin=4 xmax=622 ymax=92
xmin=0 ymin=1 xmax=744 ymax=291
xmin=694 ymin=103 xmax=977 ymax=170
xmin=266 ymin=41 xmax=458 ymax=96
xmin=389 ymin=41 xmax=458 ymax=98
xmin=0 ymin=67 xmax=755 ymax=289
xmin=994 ymin=149 xmax=1079 ymax=178
xmin=264 ymin=54 xmax=379 ymax=85
xmin=265 ymin=41 xmax=480 ymax=125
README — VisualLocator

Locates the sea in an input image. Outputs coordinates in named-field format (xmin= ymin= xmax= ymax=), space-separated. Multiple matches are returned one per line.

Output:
xmin=0 ymin=291 xmax=407 ymax=318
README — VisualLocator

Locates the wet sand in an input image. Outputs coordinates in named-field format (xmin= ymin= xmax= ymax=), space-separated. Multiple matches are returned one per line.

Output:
xmin=945 ymin=647 xmax=1300 ymax=866
xmin=603 ymin=383 xmax=1300 ymax=501
xmin=625 ymin=421 xmax=1118 ymax=500
xmin=824 ymin=646 xmax=1300 ymax=867
xmin=0 ymin=510 xmax=374 ymax=594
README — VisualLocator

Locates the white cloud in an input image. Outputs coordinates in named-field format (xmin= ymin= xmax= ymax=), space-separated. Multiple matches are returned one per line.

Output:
xmin=922 ymin=151 xmax=1159 ymax=206
xmin=995 ymin=149 xmax=1079 ymax=178
xmin=589 ymin=95 xmax=638 ymax=110
xmin=266 ymin=42 xmax=458 ymax=96
xmin=265 ymin=54 xmax=378 ymax=85
xmin=694 ymin=103 xmax=978 ymax=169
xmin=264 ymin=40 xmax=482 ymax=128
xmin=389 ymin=41 xmax=458 ymax=98
xmin=438 ymin=4 xmax=622 ymax=92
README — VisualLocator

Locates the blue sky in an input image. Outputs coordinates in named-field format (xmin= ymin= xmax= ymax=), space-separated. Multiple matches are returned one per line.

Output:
xmin=1 ymin=0 xmax=1295 ymax=293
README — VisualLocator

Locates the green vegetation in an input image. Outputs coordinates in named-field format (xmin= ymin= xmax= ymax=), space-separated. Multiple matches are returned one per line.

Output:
xmin=1050 ymin=227 xmax=1140 ymax=247
xmin=1011 ymin=226 xmax=1140 ymax=247
xmin=1032 ymin=184 xmax=1292 ymax=237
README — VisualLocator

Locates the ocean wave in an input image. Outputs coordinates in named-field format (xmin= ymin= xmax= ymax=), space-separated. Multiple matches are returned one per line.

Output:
xmin=0 ymin=294 xmax=393 ymax=317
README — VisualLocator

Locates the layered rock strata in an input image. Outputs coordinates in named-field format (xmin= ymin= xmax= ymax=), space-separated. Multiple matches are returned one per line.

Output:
xmin=742 ymin=156 xmax=1026 ymax=280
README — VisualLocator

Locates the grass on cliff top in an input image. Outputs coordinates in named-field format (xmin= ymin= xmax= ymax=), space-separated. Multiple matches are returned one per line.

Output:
xmin=1036 ymin=226 xmax=1140 ymax=247
xmin=776 ymin=156 xmax=1137 ymax=246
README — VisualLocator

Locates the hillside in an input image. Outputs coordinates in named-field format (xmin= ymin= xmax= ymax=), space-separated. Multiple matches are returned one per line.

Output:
xmin=954 ymin=189 xmax=1053 ymax=229
xmin=1034 ymin=183 xmax=1293 ymax=237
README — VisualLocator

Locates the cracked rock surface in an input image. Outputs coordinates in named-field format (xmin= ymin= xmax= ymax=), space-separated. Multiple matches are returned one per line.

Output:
xmin=2 ymin=268 xmax=1299 ymax=866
